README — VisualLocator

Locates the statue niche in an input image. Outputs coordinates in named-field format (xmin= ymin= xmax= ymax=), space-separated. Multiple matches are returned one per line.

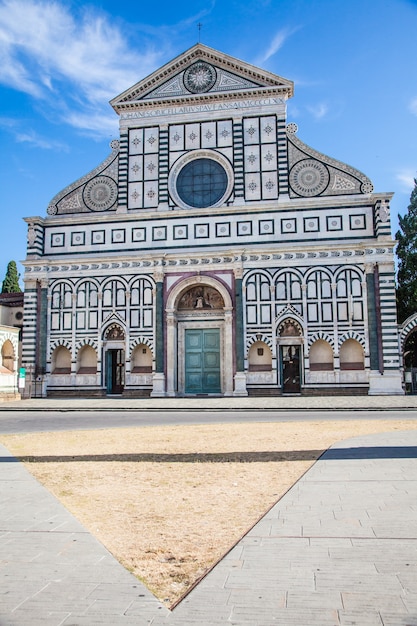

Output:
xmin=177 ymin=286 xmax=225 ymax=311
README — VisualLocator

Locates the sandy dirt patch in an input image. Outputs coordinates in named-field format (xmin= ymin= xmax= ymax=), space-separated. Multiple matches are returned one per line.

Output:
xmin=2 ymin=418 xmax=416 ymax=606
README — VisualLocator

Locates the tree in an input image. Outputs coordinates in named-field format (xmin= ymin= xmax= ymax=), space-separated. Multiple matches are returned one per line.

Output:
xmin=1 ymin=260 xmax=22 ymax=293
xmin=396 ymin=177 xmax=417 ymax=323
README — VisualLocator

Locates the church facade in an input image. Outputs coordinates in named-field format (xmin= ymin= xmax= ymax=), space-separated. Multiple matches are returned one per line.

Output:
xmin=22 ymin=44 xmax=403 ymax=397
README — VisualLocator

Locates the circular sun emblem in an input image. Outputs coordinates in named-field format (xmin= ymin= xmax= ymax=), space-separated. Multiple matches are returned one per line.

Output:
xmin=289 ymin=159 xmax=330 ymax=197
xmin=83 ymin=176 xmax=118 ymax=211
xmin=184 ymin=62 xmax=217 ymax=93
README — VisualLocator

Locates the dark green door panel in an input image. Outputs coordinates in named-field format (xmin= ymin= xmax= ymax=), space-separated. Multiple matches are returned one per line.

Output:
xmin=185 ymin=329 xmax=221 ymax=393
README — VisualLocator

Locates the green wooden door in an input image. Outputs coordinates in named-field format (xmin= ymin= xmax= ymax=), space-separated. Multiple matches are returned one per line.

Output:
xmin=185 ymin=329 xmax=221 ymax=394
xmin=105 ymin=349 xmax=125 ymax=394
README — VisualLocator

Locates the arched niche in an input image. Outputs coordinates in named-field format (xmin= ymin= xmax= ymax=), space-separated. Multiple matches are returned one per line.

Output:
xmin=339 ymin=339 xmax=365 ymax=370
xmin=52 ymin=346 xmax=71 ymax=374
xmin=248 ymin=341 xmax=272 ymax=371
xmin=309 ymin=339 xmax=334 ymax=371
xmin=131 ymin=343 xmax=153 ymax=373
xmin=77 ymin=345 xmax=97 ymax=374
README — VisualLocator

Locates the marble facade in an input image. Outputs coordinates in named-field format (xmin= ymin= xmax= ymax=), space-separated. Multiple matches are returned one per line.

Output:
xmin=21 ymin=44 xmax=403 ymax=397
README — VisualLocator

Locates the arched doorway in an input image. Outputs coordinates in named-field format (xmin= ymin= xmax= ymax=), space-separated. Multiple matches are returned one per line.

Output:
xmin=277 ymin=317 xmax=304 ymax=394
xmin=103 ymin=323 xmax=125 ymax=394
xmin=400 ymin=313 xmax=417 ymax=394
xmin=165 ymin=276 xmax=234 ymax=396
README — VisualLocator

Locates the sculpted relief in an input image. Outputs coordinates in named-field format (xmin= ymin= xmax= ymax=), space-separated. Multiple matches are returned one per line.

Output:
xmin=177 ymin=286 xmax=225 ymax=310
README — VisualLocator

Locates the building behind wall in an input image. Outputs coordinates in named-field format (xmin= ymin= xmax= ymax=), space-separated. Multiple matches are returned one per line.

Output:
xmin=21 ymin=44 xmax=403 ymax=397
xmin=0 ymin=292 xmax=23 ymax=400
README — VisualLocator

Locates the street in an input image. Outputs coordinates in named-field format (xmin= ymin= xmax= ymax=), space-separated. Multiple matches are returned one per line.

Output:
xmin=0 ymin=408 xmax=416 ymax=434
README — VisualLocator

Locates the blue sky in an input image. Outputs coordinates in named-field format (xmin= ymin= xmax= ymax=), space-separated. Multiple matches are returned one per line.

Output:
xmin=1 ymin=0 xmax=416 ymax=285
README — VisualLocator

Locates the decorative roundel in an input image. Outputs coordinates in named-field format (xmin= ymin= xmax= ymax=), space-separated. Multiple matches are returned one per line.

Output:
xmin=289 ymin=159 xmax=330 ymax=197
xmin=47 ymin=204 xmax=58 ymax=215
xmin=110 ymin=139 xmax=120 ymax=150
xmin=361 ymin=181 xmax=374 ymax=194
xmin=184 ymin=62 xmax=217 ymax=94
xmin=286 ymin=122 xmax=298 ymax=134
xmin=83 ymin=176 xmax=118 ymax=211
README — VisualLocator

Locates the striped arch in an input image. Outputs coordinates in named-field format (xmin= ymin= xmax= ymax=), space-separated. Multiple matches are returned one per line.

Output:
xmin=272 ymin=267 xmax=304 ymax=282
xmin=130 ymin=336 xmax=154 ymax=356
xmin=246 ymin=334 xmax=274 ymax=356
xmin=338 ymin=331 xmax=366 ymax=350
xmin=0 ymin=330 xmax=19 ymax=355
xmin=304 ymin=266 xmax=333 ymax=282
xmin=74 ymin=277 xmax=100 ymax=290
xmin=49 ymin=278 xmax=75 ymax=290
xmin=75 ymin=338 xmax=98 ymax=352
xmin=101 ymin=275 xmax=129 ymax=290
xmin=128 ymin=275 xmax=155 ymax=289
xmin=400 ymin=312 xmax=417 ymax=352
xmin=49 ymin=338 xmax=72 ymax=352
xmin=334 ymin=265 xmax=364 ymax=281
xmin=307 ymin=331 xmax=335 ymax=350
xmin=243 ymin=268 xmax=273 ymax=284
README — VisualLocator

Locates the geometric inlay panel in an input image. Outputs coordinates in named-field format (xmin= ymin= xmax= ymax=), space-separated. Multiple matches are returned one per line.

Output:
xmin=281 ymin=218 xmax=296 ymax=234
xmin=237 ymin=221 xmax=253 ymax=236
xmin=327 ymin=216 xmax=343 ymax=231
xmin=216 ymin=223 xmax=231 ymax=237
xmin=111 ymin=229 xmax=125 ymax=244
xmin=259 ymin=220 xmax=274 ymax=235
xmin=51 ymin=233 xmax=65 ymax=247
xmin=194 ymin=224 xmax=209 ymax=238
xmin=304 ymin=217 xmax=319 ymax=232
xmin=152 ymin=226 xmax=167 ymax=241
xmin=91 ymin=230 xmax=105 ymax=244
xmin=349 ymin=214 xmax=366 ymax=230
xmin=71 ymin=232 xmax=85 ymax=246
xmin=132 ymin=228 xmax=146 ymax=242
xmin=174 ymin=225 xmax=188 ymax=240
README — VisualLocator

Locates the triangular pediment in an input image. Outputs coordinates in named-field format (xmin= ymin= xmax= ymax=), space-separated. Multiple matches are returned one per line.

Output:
xmin=110 ymin=44 xmax=294 ymax=113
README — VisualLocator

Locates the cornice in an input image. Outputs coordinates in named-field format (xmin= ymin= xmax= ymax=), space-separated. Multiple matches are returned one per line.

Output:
xmin=22 ymin=243 xmax=395 ymax=276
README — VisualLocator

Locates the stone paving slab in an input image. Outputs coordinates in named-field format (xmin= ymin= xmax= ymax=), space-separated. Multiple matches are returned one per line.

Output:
xmin=1 ymin=430 xmax=417 ymax=625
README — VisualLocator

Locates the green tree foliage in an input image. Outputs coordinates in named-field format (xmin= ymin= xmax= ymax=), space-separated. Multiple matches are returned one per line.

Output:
xmin=396 ymin=177 xmax=417 ymax=323
xmin=1 ymin=260 xmax=22 ymax=294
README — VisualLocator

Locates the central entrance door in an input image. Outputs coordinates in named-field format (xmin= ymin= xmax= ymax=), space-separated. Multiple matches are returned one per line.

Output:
xmin=105 ymin=349 xmax=125 ymax=394
xmin=185 ymin=329 xmax=221 ymax=394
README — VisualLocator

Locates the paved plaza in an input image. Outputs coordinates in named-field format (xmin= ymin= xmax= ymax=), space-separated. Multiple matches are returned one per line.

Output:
xmin=1 ymin=399 xmax=417 ymax=625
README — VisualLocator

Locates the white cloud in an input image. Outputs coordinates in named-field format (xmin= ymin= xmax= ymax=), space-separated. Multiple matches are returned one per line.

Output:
xmin=0 ymin=116 xmax=68 ymax=149
xmin=409 ymin=97 xmax=417 ymax=116
xmin=15 ymin=129 xmax=68 ymax=151
xmin=396 ymin=169 xmax=416 ymax=192
xmin=306 ymin=102 xmax=329 ymax=120
xmin=0 ymin=0 xmax=164 ymax=134
xmin=258 ymin=26 xmax=301 ymax=64
xmin=64 ymin=111 xmax=119 ymax=138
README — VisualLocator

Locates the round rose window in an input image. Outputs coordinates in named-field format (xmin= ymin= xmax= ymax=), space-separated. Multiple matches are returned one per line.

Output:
xmin=176 ymin=158 xmax=228 ymax=208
